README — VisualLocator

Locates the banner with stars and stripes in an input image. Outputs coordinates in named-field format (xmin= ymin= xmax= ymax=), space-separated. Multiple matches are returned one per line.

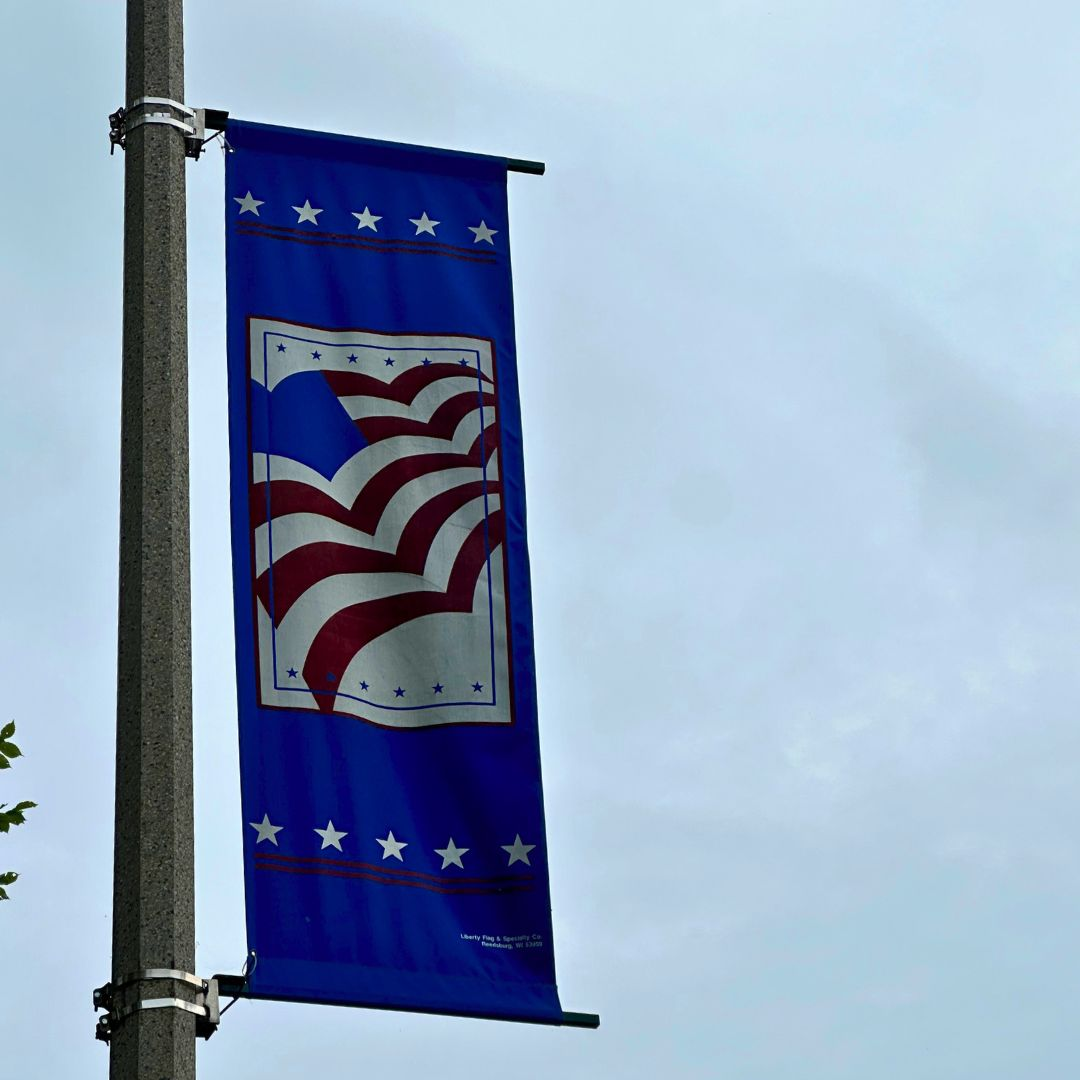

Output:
xmin=224 ymin=120 xmax=562 ymax=1023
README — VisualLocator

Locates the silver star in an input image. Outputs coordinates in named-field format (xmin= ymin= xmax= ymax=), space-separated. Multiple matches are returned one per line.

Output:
xmin=434 ymin=838 xmax=469 ymax=869
xmin=351 ymin=206 xmax=382 ymax=231
xmin=314 ymin=819 xmax=347 ymax=851
xmin=234 ymin=190 xmax=265 ymax=216
xmin=248 ymin=813 xmax=283 ymax=846
xmin=293 ymin=199 xmax=324 ymax=225
xmin=468 ymin=220 xmax=498 ymax=244
xmin=376 ymin=830 xmax=408 ymax=861
xmin=409 ymin=211 xmax=440 ymax=236
xmin=501 ymin=834 xmax=536 ymax=867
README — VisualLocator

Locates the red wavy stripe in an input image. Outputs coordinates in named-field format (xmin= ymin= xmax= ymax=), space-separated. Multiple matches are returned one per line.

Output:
xmin=356 ymin=390 xmax=497 ymax=445
xmin=250 ymin=425 xmax=499 ymax=532
xmin=302 ymin=512 xmax=503 ymax=709
xmin=257 ymin=479 xmax=493 ymax=621
xmin=323 ymin=363 xmax=492 ymax=397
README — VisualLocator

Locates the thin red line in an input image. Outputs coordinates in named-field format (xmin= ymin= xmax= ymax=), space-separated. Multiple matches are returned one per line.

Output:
xmin=236 ymin=227 xmax=497 ymax=265
xmin=239 ymin=219 xmax=492 ymax=257
xmin=255 ymin=850 xmax=532 ymax=886
xmin=256 ymin=861 xmax=533 ymax=896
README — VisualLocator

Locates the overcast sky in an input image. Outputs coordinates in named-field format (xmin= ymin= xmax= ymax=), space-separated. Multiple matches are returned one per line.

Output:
xmin=4 ymin=2 xmax=1080 ymax=1077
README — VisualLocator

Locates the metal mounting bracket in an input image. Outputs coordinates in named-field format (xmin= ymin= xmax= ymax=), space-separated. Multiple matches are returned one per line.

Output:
xmin=93 ymin=969 xmax=221 ymax=1043
xmin=109 ymin=100 xmax=229 ymax=159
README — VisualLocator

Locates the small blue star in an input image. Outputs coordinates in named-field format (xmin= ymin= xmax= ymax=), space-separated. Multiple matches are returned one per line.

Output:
xmin=326 ymin=672 xmax=336 ymax=682
xmin=311 ymin=350 xmax=322 ymax=360
xmin=286 ymin=668 xmax=298 ymax=678
xmin=422 ymin=357 xmax=432 ymax=366
xmin=394 ymin=686 xmax=406 ymax=697
xmin=459 ymin=358 xmax=471 ymax=367
xmin=384 ymin=357 xmax=395 ymax=367
xmin=277 ymin=343 xmax=287 ymax=352
xmin=347 ymin=353 xmax=358 ymax=364
xmin=472 ymin=682 xmax=484 ymax=692
xmin=432 ymin=683 xmax=444 ymax=694
xmin=359 ymin=680 xmax=369 ymax=691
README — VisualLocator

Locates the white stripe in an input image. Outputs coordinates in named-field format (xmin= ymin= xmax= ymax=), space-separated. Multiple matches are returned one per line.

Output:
xmin=338 ymin=376 xmax=487 ymax=423
xmin=272 ymin=498 xmax=499 ymax=668
xmin=251 ymin=408 xmax=498 ymax=502
xmin=254 ymin=465 xmax=496 ymax=572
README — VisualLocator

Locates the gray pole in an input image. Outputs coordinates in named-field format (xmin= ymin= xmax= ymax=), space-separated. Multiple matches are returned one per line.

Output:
xmin=110 ymin=0 xmax=195 ymax=1077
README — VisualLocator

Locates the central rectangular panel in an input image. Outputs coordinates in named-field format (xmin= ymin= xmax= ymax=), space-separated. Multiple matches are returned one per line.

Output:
xmin=248 ymin=317 xmax=512 ymax=727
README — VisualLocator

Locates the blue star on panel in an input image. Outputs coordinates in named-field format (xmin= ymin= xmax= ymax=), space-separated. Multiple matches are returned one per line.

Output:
xmin=277 ymin=343 xmax=287 ymax=352
xmin=286 ymin=668 xmax=298 ymax=678
xmin=394 ymin=686 xmax=406 ymax=697
xmin=472 ymin=682 xmax=484 ymax=692
xmin=347 ymin=353 xmax=358 ymax=363
xmin=459 ymin=358 xmax=471 ymax=367
xmin=422 ymin=357 xmax=432 ymax=366
xmin=432 ymin=683 xmax=444 ymax=694
xmin=359 ymin=680 xmax=369 ymax=690
xmin=384 ymin=357 xmax=395 ymax=367
xmin=311 ymin=350 xmax=322 ymax=360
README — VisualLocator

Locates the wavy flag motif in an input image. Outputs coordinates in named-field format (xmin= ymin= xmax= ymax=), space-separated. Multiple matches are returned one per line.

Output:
xmin=248 ymin=322 xmax=510 ymax=725
xmin=225 ymin=121 xmax=562 ymax=1022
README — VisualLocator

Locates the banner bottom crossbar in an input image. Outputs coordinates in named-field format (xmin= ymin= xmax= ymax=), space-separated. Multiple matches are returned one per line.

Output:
xmin=212 ymin=976 xmax=599 ymax=1029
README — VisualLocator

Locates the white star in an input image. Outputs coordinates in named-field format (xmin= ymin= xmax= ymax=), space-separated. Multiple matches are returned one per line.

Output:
xmin=351 ymin=206 xmax=382 ymax=231
xmin=293 ymin=199 xmax=324 ymax=225
xmin=314 ymin=820 xmax=347 ymax=851
xmin=376 ymin=830 xmax=408 ymax=861
xmin=234 ymin=190 xmax=265 ymax=216
xmin=409 ymin=211 xmax=440 ymax=236
xmin=248 ymin=813 xmax=283 ymax=846
xmin=468 ymin=220 xmax=498 ymax=244
xmin=501 ymin=834 xmax=536 ymax=867
xmin=434 ymin=838 xmax=470 ymax=869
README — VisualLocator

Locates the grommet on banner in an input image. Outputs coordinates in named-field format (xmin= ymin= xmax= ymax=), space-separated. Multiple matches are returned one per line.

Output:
xmin=218 ymin=950 xmax=257 ymax=1018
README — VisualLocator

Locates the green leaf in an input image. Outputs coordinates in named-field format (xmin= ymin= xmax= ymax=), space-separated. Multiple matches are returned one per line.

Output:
xmin=0 ymin=887 xmax=8 ymax=901
xmin=0 ymin=801 xmax=34 ymax=832
xmin=0 ymin=721 xmax=13 ymax=741
xmin=0 ymin=740 xmax=21 ymax=759
xmin=0 ymin=872 xmax=16 ymax=886
xmin=0 ymin=757 xmax=10 ymax=770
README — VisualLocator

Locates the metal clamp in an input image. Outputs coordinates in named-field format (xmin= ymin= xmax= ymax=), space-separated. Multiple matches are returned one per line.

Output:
xmin=94 ymin=970 xmax=221 ymax=1043
xmin=130 ymin=95 xmax=195 ymax=117
xmin=109 ymin=101 xmax=229 ymax=159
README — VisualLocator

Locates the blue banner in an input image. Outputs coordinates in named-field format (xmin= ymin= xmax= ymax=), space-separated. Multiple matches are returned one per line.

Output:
xmin=224 ymin=120 xmax=562 ymax=1021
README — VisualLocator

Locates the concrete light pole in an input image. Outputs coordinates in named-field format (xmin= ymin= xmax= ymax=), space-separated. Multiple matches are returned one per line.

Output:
xmin=110 ymin=0 xmax=196 ymax=1076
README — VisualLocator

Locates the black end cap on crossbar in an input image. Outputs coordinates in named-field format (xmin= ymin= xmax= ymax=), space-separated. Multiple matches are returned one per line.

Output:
xmin=213 ymin=974 xmax=596 ymax=1028
xmin=507 ymin=157 xmax=545 ymax=175
xmin=202 ymin=108 xmax=230 ymax=132
xmin=559 ymin=1010 xmax=601 ymax=1029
